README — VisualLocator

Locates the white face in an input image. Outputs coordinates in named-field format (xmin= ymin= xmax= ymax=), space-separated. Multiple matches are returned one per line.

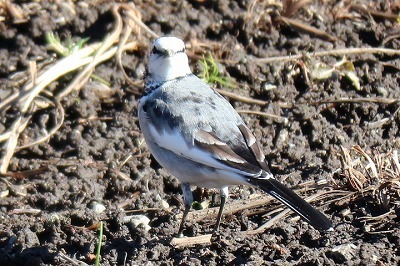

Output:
xmin=147 ymin=37 xmax=192 ymax=83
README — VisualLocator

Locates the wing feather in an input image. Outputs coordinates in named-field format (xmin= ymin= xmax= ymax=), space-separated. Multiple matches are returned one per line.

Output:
xmin=237 ymin=124 xmax=271 ymax=173
xmin=148 ymin=124 xmax=262 ymax=176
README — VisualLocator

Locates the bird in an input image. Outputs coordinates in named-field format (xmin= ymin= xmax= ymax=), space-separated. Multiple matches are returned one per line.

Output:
xmin=138 ymin=36 xmax=333 ymax=236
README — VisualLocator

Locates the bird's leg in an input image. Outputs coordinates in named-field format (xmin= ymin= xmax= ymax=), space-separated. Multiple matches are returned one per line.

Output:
xmin=177 ymin=182 xmax=193 ymax=237
xmin=213 ymin=186 xmax=229 ymax=233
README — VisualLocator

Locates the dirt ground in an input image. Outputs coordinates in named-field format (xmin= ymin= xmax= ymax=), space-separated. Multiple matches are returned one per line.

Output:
xmin=1 ymin=0 xmax=400 ymax=265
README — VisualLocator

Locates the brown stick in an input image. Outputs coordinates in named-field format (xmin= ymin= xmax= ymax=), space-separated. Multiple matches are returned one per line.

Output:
xmin=309 ymin=97 xmax=400 ymax=106
xmin=170 ymin=234 xmax=213 ymax=247
xmin=279 ymin=16 xmax=338 ymax=42
xmin=350 ymin=4 xmax=400 ymax=21
xmin=252 ymin=47 xmax=400 ymax=64
xmin=237 ymin=110 xmax=289 ymax=124
xmin=215 ymin=88 xmax=268 ymax=106
xmin=175 ymin=194 xmax=273 ymax=222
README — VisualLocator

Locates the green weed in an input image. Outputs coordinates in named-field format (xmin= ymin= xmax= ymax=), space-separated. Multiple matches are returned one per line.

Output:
xmin=199 ymin=54 xmax=236 ymax=89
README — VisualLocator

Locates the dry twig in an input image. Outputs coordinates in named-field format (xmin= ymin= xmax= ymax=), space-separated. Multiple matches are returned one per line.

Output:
xmin=237 ymin=110 xmax=289 ymax=125
xmin=310 ymin=97 xmax=400 ymax=106
xmin=215 ymin=88 xmax=268 ymax=106
xmin=350 ymin=4 xmax=400 ymax=21
xmin=251 ymin=47 xmax=400 ymax=64
xmin=278 ymin=16 xmax=338 ymax=42
xmin=170 ymin=234 xmax=212 ymax=247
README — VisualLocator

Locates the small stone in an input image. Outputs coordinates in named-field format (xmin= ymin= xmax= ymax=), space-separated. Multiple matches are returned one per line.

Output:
xmin=340 ymin=208 xmax=351 ymax=217
xmin=0 ymin=189 xmax=9 ymax=198
xmin=376 ymin=86 xmax=388 ymax=97
xmin=23 ymin=227 xmax=40 ymax=247
xmin=263 ymin=83 xmax=277 ymax=91
xmin=156 ymin=194 xmax=169 ymax=209
xmin=328 ymin=243 xmax=357 ymax=263
xmin=124 ymin=214 xmax=151 ymax=232
xmin=89 ymin=202 xmax=106 ymax=213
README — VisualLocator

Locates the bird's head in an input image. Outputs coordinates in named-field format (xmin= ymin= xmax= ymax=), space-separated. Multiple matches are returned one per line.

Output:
xmin=145 ymin=37 xmax=192 ymax=86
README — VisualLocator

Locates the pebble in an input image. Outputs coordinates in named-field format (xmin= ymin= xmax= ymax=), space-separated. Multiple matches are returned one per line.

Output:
xmin=329 ymin=243 xmax=357 ymax=263
xmin=89 ymin=201 xmax=106 ymax=213
xmin=124 ymin=214 xmax=151 ymax=232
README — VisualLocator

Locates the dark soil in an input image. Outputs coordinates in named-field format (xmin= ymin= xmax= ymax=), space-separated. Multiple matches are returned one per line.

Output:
xmin=1 ymin=1 xmax=400 ymax=265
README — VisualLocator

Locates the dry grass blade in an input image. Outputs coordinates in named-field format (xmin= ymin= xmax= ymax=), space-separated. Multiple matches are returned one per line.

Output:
xmin=22 ymin=44 xmax=101 ymax=111
xmin=122 ymin=3 xmax=158 ymax=38
xmin=315 ymin=190 xmax=357 ymax=207
xmin=9 ymin=208 xmax=41 ymax=215
xmin=55 ymin=6 xmax=125 ymax=100
xmin=215 ymin=88 xmax=268 ymax=106
xmin=0 ymin=0 xmax=28 ymax=23
xmin=392 ymin=150 xmax=400 ymax=175
xmin=350 ymin=4 xmax=400 ymax=21
xmin=0 ymin=44 xmax=100 ymax=173
xmin=352 ymin=145 xmax=378 ymax=180
xmin=359 ymin=210 xmax=395 ymax=222
xmin=17 ymin=97 xmax=64 ymax=150
xmin=237 ymin=110 xmax=289 ymax=125
xmin=175 ymin=194 xmax=273 ymax=223
xmin=244 ymin=207 xmax=291 ymax=235
xmin=0 ymin=3 xmax=146 ymax=174
xmin=310 ymin=97 xmax=400 ymax=105
xmin=172 ymin=144 xmax=398 ymax=236
xmin=336 ymin=145 xmax=400 ymax=233
xmin=1 ymin=108 xmax=32 ymax=173
xmin=55 ymin=3 xmax=154 ymax=100
xmin=114 ymin=3 xmax=158 ymax=89
xmin=0 ymin=167 xmax=48 ymax=179
xmin=251 ymin=47 xmax=400 ymax=64
xmin=340 ymin=145 xmax=367 ymax=191
xmin=57 ymin=252 xmax=89 ymax=266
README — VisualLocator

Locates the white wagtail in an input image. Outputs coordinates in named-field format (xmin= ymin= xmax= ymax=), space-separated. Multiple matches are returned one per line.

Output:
xmin=138 ymin=36 xmax=333 ymax=235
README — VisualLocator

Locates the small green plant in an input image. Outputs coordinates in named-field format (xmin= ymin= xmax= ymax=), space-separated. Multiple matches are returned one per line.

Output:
xmin=45 ymin=33 xmax=110 ymax=87
xmin=199 ymin=54 xmax=236 ymax=89
xmin=45 ymin=32 xmax=89 ymax=57
xmin=94 ymin=221 xmax=103 ymax=266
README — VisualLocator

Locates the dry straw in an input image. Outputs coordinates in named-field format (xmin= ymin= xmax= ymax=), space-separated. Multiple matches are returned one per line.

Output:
xmin=0 ymin=3 xmax=158 ymax=174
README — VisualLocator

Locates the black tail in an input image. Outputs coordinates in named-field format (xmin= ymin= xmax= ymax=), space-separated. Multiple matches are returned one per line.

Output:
xmin=248 ymin=178 xmax=333 ymax=231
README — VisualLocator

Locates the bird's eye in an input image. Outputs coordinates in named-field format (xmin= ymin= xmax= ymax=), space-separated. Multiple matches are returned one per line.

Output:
xmin=151 ymin=47 xmax=163 ymax=55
